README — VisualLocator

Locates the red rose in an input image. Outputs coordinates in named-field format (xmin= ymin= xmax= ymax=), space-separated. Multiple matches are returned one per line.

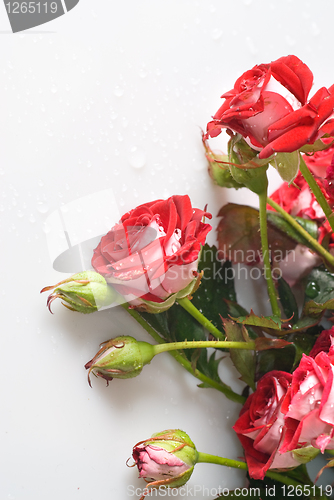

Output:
xmin=206 ymin=55 xmax=313 ymax=152
xmin=205 ymin=55 xmax=334 ymax=160
xmin=280 ymin=336 xmax=334 ymax=454
xmin=233 ymin=371 xmax=300 ymax=480
xmin=260 ymin=86 xmax=334 ymax=159
xmin=91 ymin=195 xmax=211 ymax=311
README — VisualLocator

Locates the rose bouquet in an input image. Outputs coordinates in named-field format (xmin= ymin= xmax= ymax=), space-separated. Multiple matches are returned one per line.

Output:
xmin=41 ymin=55 xmax=334 ymax=499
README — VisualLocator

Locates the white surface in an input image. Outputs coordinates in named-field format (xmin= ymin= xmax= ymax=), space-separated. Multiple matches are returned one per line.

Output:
xmin=1 ymin=1 xmax=334 ymax=499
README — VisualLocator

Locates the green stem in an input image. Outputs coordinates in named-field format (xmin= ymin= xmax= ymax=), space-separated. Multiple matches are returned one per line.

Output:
xmin=258 ymin=189 xmax=281 ymax=317
xmin=120 ymin=303 xmax=246 ymax=404
xmin=153 ymin=339 xmax=255 ymax=355
xmin=299 ymin=155 xmax=334 ymax=232
xmin=197 ymin=452 xmax=303 ymax=488
xmin=267 ymin=198 xmax=334 ymax=267
xmin=176 ymin=297 xmax=225 ymax=339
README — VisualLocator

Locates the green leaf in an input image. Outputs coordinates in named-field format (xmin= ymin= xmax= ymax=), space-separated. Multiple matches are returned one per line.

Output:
xmin=223 ymin=320 xmax=256 ymax=390
xmin=192 ymin=244 xmax=236 ymax=329
xmin=303 ymin=265 xmax=334 ymax=318
xmin=232 ymin=310 xmax=283 ymax=330
xmin=217 ymin=204 xmax=297 ymax=265
xmin=256 ymin=343 xmax=296 ymax=380
xmin=267 ymin=212 xmax=319 ymax=246
xmin=286 ymin=332 xmax=319 ymax=368
xmin=272 ymin=150 xmax=300 ymax=183
xmin=276 ymin=276 xmax=299 ymax=323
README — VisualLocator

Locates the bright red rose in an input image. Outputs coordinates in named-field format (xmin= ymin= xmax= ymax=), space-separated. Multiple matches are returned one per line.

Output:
xmin=205 ymin=55 xmax=334 ymax=160
xmin=91 ymin=195 xmax=211 ymax=311
xmin=280 ymin=335 xmax=334 ymax=454
xmin=260 ymin=86 xmax=334 ymax=159
xmin=206 ymin=55 xmax=313 ymax=152
xmin=233 ymin=371 xmax=300 ymax=480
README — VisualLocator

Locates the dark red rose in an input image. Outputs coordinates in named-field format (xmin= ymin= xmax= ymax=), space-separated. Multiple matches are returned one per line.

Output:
xmin=233 ymin=371 xmax=299 ymax=480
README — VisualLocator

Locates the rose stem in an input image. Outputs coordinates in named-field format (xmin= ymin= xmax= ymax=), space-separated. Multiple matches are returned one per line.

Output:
xmin=299 ymin=154 xmax=334 ymax=232
xmin=176 ymin=298 xmax=225 ymax=340
xmin=267 ymin=197 xmax=334 ymax=268
xmin=121 ymin=303 xmax=246 ymax=404
xmin=196 ymin=452 xmax=306 ymax=488
xmin=152 ymin=339 xmax=255 ymax=354
xmin=258 ymin=189 xmax=281 ymax=317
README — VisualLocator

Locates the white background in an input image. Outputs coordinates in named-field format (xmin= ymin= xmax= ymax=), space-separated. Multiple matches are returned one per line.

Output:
xmin=1 ymin=1 xmax=334 ymax=499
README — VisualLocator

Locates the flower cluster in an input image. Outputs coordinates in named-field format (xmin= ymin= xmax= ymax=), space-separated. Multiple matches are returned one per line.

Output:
xmin=233 ymin=327 xmax=334 ymax=480
xmin=41 ymin=54 xmax=334 ymax=497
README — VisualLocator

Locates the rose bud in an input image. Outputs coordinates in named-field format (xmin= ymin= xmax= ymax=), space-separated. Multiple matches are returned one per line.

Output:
xmin=41 ymin=271 xmax=116 ymax=314
xmin=202 ymin=133 xmax=243 ymax=189
xmin=233 ymin=371 xmax=300 ymax=480
xmin=280 ymin=331 xmax=334 ymax=455
xmin=91 ymin=195 xmax=212 ymax=313
xmin=131 ymin=429 xmax=198 ymax=494
xmin=85 ymin=336 xmax=155 ymax=386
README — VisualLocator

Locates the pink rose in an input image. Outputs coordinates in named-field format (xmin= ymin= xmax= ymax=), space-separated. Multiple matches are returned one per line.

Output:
xmin=280 ymin=332 xmax=334 ymax=454
xmin=91 ymin=195 xmax=211 ymax=310
xmin=205 ymin=55 xmax=334 ymax=159
xmin=233 ymin=371 xmax=300 ymax=480
xmin=133 ymin=445 xmax=191 ymax=481
xmin=132 ymin=429 xmax=198 ymax=491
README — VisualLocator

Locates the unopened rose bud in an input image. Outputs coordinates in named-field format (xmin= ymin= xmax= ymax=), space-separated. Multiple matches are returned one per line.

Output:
xmin=228 ymin=136 xmax=269 ymax=195
xmin=85 ymin=336 xmax=155 ymax=386
xmin=41 ymin=271 xmax=116 ymax=314
xmin=202 ymin=134 xmax=242 ymax=189
xmin=131 ymin=429 xmax=198 ymax=494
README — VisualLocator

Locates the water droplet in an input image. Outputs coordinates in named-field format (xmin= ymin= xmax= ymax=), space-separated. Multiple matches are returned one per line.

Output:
xmin=128 ymin=146 xmax=146 ymax=169
xmin=305 ymin=281 xmax=320 ymax=299
xmin=51 ymin=84 xmax=57 ymax=94
xmin=29 ymin=214 xmax=36 ymax=223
